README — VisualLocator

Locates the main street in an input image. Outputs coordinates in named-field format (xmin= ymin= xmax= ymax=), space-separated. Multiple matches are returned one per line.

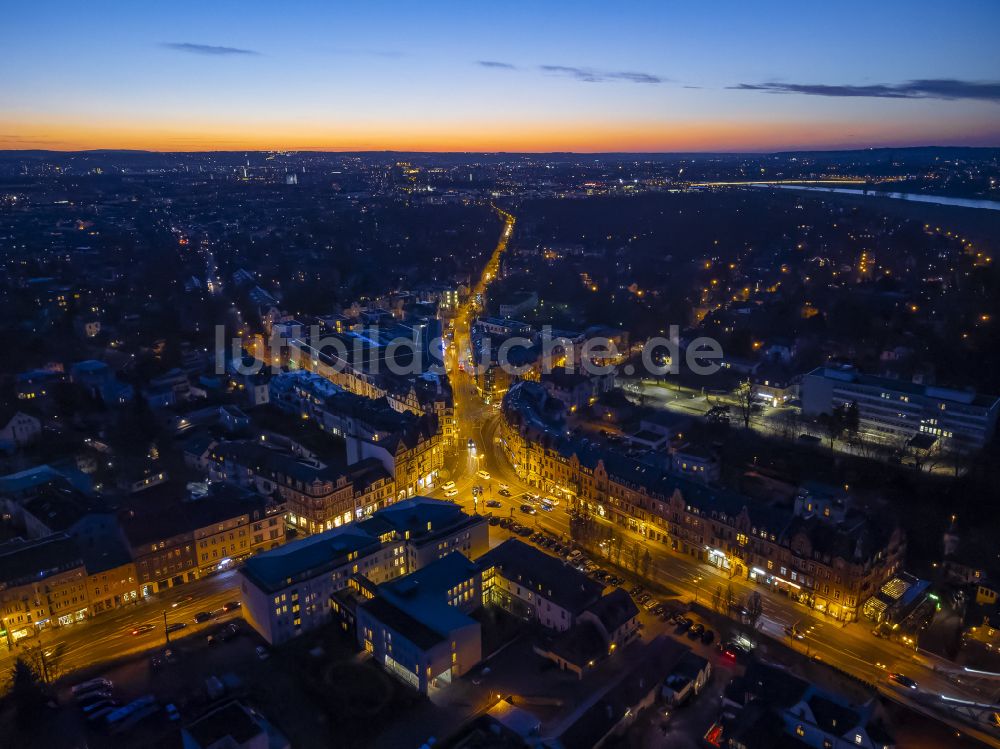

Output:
xmin=0 ymin=571 xmax=242 ymax=684
xmin=438 ymin=207 xmax=1000 ymax=747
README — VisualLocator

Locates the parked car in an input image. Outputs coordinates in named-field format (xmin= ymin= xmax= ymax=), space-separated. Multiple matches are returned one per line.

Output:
xmin=78 ymin=692 xmax=113 ymax=707
xmin=701 ymin=629 xmax=715 ymax=645
xmin=72 ymin=679 xmax=113 ymax=697
xmin=485 ymin=500 xmax=502 ymax=508
xmin=687 ymin=623 xmax=706 ymax=639
xmin=675 ymin=618 xmax=693 ymax=632
xmin=488 ymin=515 xmax=501 ymax=526
xmin=498 ymin=488 xmax=511 ymax=497
xmin=721 ymin=641 xmax=752 ymax=663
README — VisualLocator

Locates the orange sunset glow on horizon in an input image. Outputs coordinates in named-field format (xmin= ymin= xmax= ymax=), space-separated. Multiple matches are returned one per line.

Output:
xmin=4 ymin=116 xmax=1000 ymax=153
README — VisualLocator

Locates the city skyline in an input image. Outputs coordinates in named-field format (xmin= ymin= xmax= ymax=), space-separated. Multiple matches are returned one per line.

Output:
xmin=3 ymin=0 xmax=1000 ymax=152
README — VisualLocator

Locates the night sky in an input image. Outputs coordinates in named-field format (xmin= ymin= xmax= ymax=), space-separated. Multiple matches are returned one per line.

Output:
xmin=3 ymin=0 xmax=999 ymax=151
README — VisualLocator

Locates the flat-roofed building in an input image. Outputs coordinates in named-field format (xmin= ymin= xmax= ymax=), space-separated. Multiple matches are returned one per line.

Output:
xmin=239 ymin=497 xmax=487 ymax=645
xmin=802 ymin=365 xmax=999 ymax=451
xmin=357 ymin=552 xmax=482 ymax=694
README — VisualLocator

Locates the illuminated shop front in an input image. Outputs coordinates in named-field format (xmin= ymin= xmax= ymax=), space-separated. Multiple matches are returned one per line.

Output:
xmin=706 ymin=546 xmax=731 ymax=572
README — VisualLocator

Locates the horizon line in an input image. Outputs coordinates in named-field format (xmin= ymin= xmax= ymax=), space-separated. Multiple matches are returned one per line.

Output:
xmin=2 ymin=144 xmax=1000 ymax=156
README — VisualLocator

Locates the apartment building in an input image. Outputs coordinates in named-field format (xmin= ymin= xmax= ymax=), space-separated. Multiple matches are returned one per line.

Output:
xmin=500 ymin=381 xmax=905 ymax=622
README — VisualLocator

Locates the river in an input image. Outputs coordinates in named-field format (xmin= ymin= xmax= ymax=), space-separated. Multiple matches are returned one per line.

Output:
xmin=750 ymin=183 xmax=1000 ymax=212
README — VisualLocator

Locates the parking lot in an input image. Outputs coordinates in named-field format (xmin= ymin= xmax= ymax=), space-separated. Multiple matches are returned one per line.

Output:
xmin=38 ymin=611 xmax=425 ymax=749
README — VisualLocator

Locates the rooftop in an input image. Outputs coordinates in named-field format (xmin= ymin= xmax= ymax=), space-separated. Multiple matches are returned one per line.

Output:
xmin=240 ymin=526 xmax=381 ymax=593
xmin=479 ymin=539 xmax=604 ymax=615
xmin=0 ymin=533 xmax=83 ymax=586
xmin=184 ymin=700 xmax=263 ymax=748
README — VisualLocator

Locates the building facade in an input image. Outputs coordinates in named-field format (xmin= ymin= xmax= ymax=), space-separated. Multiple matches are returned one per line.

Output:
xmin=802 ymin=365 xmax=999 ymax=451
xmin=500 ymin=381 xmax=905 ymax=622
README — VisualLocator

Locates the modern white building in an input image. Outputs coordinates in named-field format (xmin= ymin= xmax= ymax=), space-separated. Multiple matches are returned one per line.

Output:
xmin=801 ymin=365 xmax=999 ymax=451
xmin=357 ymin=551 xmax=482 ymax=694
xmin=239 ymin=497 xmax=488 ymax=644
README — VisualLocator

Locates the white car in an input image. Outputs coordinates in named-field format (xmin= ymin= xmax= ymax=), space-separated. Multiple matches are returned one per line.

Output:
xmin=441 ymin=481 xmax=456 ymax=492
xmin=498 ymin=483 xmax=509 ymax=492
xmin=477 ymin=470 xmax=491 ymax=481
xmin=444 ymin=488 xmax=459 ymax=498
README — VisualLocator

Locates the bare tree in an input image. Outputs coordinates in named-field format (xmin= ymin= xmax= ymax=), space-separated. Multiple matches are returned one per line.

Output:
xmin=777 ymin=407 xmax=799 ymax=440
xmin=819 ymin=405 xmax=849 ymax=449
xmin=746 ymin=591 xmax=764 ymax=629
xmin=712 ymin=585 xmax=723 ymax=613
xmin=734 ymin=381 xmax=754 ymax=429
xmin=628 ymin=540 xmax=641 ymax=572
xmin=640 ymin=549 xmax=652 ymax=579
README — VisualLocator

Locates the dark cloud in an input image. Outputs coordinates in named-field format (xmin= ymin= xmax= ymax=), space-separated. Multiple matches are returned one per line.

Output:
xmin=731 ymin=79 xmax=1000 ymax=102
xmin=539 ymin=65 xmax=664 ymax=84
xmin=162 ymin=42 xmax=259 ymax=56
xmin=477 ymin=60 xmax=517 ymax=69
xmin=474 ymin=61 xmax=664 ymax=83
